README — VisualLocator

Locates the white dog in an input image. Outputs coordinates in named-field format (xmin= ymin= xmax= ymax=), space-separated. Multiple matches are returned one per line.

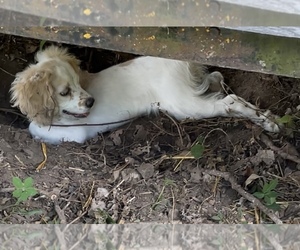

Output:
xmin=10 ymin=46 xmax=279 ymax=144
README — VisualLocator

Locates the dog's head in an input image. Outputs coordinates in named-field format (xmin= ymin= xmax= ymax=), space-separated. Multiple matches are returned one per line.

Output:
xmin=10 ymin=46 xmax=95 ymax=125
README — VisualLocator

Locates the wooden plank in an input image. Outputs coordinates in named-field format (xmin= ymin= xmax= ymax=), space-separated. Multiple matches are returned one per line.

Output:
xmin=1 ymin=26 xmax=300 ymax=78
xmin=0 ymin=0 xmax=300 ymax=26
xmin=221 ymin=0 xmax=300 ymax=15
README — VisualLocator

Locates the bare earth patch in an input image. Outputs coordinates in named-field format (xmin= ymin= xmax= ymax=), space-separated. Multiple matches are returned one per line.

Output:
xmin=0 ymin=34 xmax=300 ymax=224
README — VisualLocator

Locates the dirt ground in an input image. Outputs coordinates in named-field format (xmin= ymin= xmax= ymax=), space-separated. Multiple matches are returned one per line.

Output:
xmin=0 ymin=34 xmax=300 ymax=225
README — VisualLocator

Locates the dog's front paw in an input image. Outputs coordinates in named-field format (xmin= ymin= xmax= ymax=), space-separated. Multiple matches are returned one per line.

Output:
xmin=259 ymin=110 xmax=281 ymax=133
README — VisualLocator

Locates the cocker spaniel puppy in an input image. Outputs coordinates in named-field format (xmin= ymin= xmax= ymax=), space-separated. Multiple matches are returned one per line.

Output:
xmin=10 ymin=46 xmax=279 ymax=144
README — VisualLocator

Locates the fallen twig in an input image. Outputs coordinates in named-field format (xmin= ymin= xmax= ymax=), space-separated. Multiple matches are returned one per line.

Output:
xmin=260 ymin=134 xmax=300 ymax=164
xmin=0 ymin=108 xmax=25 ymax=117
xmin=54 ymin=199 xmax=67 ymax=224
xmin=82 ymin=181 xmax=95 ymax=211
xmin=54 ymin=226 xmax=67 ymax=250
xmin=203 ymin=169 xmax=283 ymax=224
xmin=256 ymin=225 xmax=283 ymax=250
xmin=0 ymin=67 xmax=15 ymax=77
xmin=160 ymin=109 xmax=184 ymax=146
xmin=69 ymin=232 xmax=88 ymax=250
xmin=63 ymin=211 xmax=88 ymax=231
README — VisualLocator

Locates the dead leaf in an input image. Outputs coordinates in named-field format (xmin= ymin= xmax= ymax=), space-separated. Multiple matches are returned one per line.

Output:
xmin=281 ymin=142 xmax=299 ymax=157
xmin=112 ymin=158 xmax=135 ymax=182
xmin=190 ymin=167 xmax=203 ymax=183
xmin=256 ymin=149 xmax=275 ymax=165
xmin=130 ymin=145 xmax=150 ymax=156
xmin=95 ymin=187 xmax=109 ymax=198
xmin=121 ymin=169 xmax=141 ymax=183
xmin=1 ymin=197 xmax=10 ymax=205
xmin=25 ymin=44 xmax=38 ymax=54
xmin=134 ymin=125 xmax=147 ymax=140
xmin=113 ymin=169 xmax=121 ymax=181
xmin=244 ymin=166 xmax=254 ymax=178
xmin=23 ymin=148 xmax=34 ymax=159
xmin=124 ymin=157 xmax=135 ymax=165
xmin=245 ymin=173 xmax=261 ymax=188
xmin=89 ymin=187 xmax=109 ymax=214
xmin=109 ymin=129 xmax=123 ymax=146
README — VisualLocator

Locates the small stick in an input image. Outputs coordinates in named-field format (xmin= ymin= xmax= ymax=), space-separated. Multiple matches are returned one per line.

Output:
xmin=260 ymin=134 xmax=300 ymax=164
xmin=0 ymin=67 xmax=15 ymax=76
xmin=54 ymin=226 xmax=67 ymax=250
xmin=204 ymin=169 xmax=283 ymax=224
xmin=160 ymin=109 xmax=184 ymax=146
xmin=256 ymin=226 xmax=283 ymax=250
xmin=54 ymin=199 xmax=67 ymax=224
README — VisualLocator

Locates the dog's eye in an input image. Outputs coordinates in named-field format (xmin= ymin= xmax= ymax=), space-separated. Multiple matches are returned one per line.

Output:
xmin=60 ymin=87 xmax=70 ymax=96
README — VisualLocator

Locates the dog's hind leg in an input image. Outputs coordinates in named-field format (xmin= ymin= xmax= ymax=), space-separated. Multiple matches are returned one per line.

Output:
xmin=213 ymin=94 xmax=280 ymax=132
xmin=163 ymin=91 xmax=279 ymax=133
xmin=193 ymin=71 xmax=280 ymax=132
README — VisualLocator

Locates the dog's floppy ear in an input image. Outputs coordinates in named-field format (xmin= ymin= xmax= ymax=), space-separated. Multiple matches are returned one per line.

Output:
xmin=36 ymin=46 xmax=81 ymax=74
xmin=10 ymin=66 xmax=56 ymax=126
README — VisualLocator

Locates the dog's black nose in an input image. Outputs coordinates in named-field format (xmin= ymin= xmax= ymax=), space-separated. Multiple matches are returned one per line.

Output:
xmin=85 ymin=97 xmax=95 ymax=108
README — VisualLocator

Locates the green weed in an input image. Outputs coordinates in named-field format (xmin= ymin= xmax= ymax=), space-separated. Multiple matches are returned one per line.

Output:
xmin=253 ymin=179 xmax=280 ymax=211
xmin=190 ymin=137 xmax=205 ymax=159
xmin=12 ymin=177 xmax=38 ymax=204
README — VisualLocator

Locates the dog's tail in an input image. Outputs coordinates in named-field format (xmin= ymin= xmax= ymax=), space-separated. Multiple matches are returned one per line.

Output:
xmin=188 ymin=62 xmax=225 ymax=99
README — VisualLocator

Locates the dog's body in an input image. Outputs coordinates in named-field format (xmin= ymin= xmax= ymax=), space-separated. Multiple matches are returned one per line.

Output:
xmin=10 ymin=46 xmax=279 ymax=144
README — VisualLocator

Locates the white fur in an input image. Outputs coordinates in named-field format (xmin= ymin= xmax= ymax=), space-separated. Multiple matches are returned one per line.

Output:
xmin=12 ymin=47 xmax=280 ymax=144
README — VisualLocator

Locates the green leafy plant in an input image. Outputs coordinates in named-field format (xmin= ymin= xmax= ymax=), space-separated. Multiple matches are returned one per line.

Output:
xmin=253 ymin=179 xmax=280 ymax=211
xmin=211 ymin=212 xmax=224 ymax=223
xmin=191 ymin=137 xmax=205 ymax=159
xmin=94 ymin=209 xmax=116 ymax=224
xmin=39 ymin=40 xmax=47 ymax=51
xmin=12 ymin=177 xmax=38 ymax=204
xmin=276 ymin=114 xmax=294 ymax=126
xmin=152 ymin=178 xmax=176 ymax=209
xmin=210 ymin=235 xmax=224 ymax=249
xmin=277 ymin=114 xmax=296 ymax=136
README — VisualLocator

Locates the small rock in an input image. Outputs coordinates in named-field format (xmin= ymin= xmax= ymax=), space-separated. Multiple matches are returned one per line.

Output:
xmin=121 ymin=168 xmax=140 ymax=183
xmin=137 ymin=163 xmax=155 ymax=179
xmin=23 ymin=148 xmax=34 ymax=159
